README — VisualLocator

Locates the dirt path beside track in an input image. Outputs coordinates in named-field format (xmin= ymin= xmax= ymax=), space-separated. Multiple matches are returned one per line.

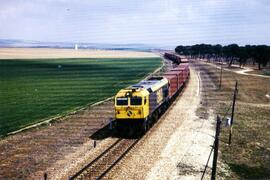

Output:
xmin=206 ymin=61 xmax=270 ymax=78
xmin=107 ymin=65 xmax=217 ymax=179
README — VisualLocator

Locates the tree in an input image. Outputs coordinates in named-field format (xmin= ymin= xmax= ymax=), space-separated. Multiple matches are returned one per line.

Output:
xmin=175 ymin=45 xmax=185 ymax=55
xmin=224 ymin=44 xmax=240 ymax=67
xmin=238 ymin=47 xmax=249 ymax=67
xmin=253 ymin=45 xmax=270 ymax=70
xmin=212 ymin=44 xmax=223 ymax=61
xmin=245 ymin=45 xmax=256 ymax=65
xmin=175 ymin=44 xmax=270 ymax=70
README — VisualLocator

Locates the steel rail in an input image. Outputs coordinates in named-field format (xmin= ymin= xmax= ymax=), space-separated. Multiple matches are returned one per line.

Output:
xmin=69 ymin=138 xmax=123 ymax=179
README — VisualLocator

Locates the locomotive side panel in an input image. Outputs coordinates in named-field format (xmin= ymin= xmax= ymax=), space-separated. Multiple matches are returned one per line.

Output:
xmin=149 ymin=92 xmax=157 ymax=114
xmin=149 ymin=83 xmax=169 ymax=114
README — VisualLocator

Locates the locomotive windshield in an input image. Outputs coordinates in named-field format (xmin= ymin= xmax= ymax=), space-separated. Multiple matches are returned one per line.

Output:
xmin=116 ymin=97 xmax=128 ymax=105
xmin=130 ymin=96 xmax=142 ymax=105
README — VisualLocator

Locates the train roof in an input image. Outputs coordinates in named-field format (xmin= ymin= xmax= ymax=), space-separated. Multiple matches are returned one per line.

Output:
xmin=131 ymin=77 xmax=168 ymax=92
xmin=178 ymin=64 xmax=189 ymax=68
xmin=116 ymin=77 xmax=168 ymax=97
xmin=163 ymin=74 xmax=177 ymax=80
xmin=164 ymin=71 xmax=182 ymax=75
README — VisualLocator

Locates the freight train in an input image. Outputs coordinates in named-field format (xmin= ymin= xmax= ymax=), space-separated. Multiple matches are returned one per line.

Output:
xmin=164 ymin=52 xmax=189 ymax=64
xmin=114 ymin=57 xmax=190 ymax=136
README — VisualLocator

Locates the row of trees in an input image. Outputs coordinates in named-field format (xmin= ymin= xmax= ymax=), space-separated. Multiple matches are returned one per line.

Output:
xmin=175 ymin=44 xmax=270 ymax=70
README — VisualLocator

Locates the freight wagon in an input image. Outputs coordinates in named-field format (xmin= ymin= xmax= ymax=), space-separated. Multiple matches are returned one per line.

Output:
xmin=164 ymin=52 xmax=181 ymax=64
xmin=164 ymin=71 xmax=183 ymax=89
xmin=164 ymin=52 xmax=189 ymax=64
xmin=163 ymin=74 xmax=178 ymax=98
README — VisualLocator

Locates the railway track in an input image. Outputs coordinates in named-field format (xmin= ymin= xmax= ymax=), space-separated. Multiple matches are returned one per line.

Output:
xmin=70 ymin=138 xmax=140 ymax=180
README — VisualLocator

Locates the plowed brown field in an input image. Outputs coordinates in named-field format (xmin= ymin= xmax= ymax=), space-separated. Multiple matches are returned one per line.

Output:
xmin=0 ymin=48 xmax=158 ymax=59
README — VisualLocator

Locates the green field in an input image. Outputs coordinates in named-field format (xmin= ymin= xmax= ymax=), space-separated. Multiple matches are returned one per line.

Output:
xmin=0 ymin=57 xmax=161 ymax=136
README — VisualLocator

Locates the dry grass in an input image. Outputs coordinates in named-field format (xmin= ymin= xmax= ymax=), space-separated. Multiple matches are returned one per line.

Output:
xmin=200 ymin=61 xmax=270 ymax=179
xmin=0 ymin=48 xmax=159 ymax=59
xmin=220 ymin=104 xmax=270 ymax=179
xmin=208 ymin=64 xmax=270 ymax=104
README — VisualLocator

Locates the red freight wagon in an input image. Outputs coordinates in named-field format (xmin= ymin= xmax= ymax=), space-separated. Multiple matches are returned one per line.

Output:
xmin=180 ymin=58 xmax=189 ymax=63
xmin=164 ymin=52 xmax=181 ymax=64
xmin=169 ymin=67 xmax=188 ymax=84
xmin=173 ymin=67 xmax=188 ymax=82
xmin=164 ymin=74 xmax=178 ymax=98
xmin=164 ymin=71 xmax=184 ymax=89
xmin=164 ymin=72 xmax=179 ymax=88
xmin=178 ymin=64 xmax=189 ymax=69
xmin=178 ymin=64 xmax=190 ymax=80
xmin=174 ymin=69 xmax=185 ymax=86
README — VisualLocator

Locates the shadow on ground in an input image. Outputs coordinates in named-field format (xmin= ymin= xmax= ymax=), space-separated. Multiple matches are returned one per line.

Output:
xmin=89 ymin=120 xmax=141 ymax=140
xmin=229 ymin=163 xmax=270 ymax=179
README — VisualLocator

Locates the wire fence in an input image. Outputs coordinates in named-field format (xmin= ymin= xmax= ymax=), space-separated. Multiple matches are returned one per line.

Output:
xmin=201 ymin=80 xmax=238 ymax=180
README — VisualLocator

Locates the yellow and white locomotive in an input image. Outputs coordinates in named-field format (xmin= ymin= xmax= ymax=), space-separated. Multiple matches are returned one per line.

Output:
xmin=114 ymin=77 xmax=169 ymax=135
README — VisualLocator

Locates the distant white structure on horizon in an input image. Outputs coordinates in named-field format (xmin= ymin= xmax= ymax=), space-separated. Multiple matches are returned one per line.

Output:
xmin=75 ymin=44 xmax=78 ymax=50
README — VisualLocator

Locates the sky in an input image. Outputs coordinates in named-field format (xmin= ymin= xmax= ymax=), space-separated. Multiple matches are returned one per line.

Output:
xmin=0 ymin=0 xmax=270 ymax=46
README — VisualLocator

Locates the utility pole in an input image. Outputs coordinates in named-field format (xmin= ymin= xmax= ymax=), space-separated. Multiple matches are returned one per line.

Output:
xmin=219 ymin=64 xmax=223 ymax=90
xmin=229 ymin=81 xmax=238 ymax=145
xmin=211 ymin=116 xmax=221 ymax=180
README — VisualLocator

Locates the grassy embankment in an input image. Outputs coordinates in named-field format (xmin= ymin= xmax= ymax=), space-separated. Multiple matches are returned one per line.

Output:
xmin=202 ymin=62 xmax=270 ymax=179
xmin=0 ymin=58 xmax=161 ymax=136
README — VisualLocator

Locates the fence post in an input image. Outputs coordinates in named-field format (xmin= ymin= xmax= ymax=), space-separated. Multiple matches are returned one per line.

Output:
xmin=229 ymin=81 xmax=238 ymax=145
xmin=44 ymin=173 xmax=48 ymax=180
xmin=211 ymin=116 xmax=221 ymax=180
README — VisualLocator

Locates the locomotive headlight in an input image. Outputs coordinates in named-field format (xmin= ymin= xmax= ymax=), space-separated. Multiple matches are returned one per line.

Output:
xmin=138 ymin=110 xmax=141 ymax=114
xmin=117 ymin=110 xmax=120 ymax=114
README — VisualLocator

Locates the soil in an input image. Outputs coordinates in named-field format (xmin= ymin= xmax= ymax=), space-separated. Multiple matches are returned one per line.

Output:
xmin=0 ymin=48 xmax=159 ymax=59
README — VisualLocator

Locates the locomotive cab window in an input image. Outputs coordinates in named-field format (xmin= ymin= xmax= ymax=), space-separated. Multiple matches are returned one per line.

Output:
xmin=130 ymin=96 xmax=142 ymax=105
xmin=116 ymin=97 xmax=128 ymax=105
